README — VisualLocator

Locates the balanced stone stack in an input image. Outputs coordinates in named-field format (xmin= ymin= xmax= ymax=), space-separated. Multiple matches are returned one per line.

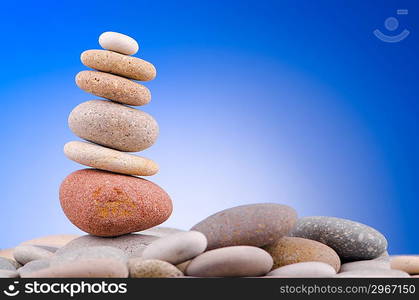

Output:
xmin=60 ymin=32 xmax=172 ymax=237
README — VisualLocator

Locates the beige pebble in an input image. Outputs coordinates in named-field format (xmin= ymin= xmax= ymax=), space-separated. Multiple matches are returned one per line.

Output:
xmin=176 ymin=260 xmax=191 ymax=273
xmin=76 ymin=71 xmax=151 ymax=106
xmin=81 ymin=50 xmax=156 ymax=81
xmin=64 ymin=141 xmax=158 ymax=176
xmin=68 ymin=100 xmax=159 ymax=152
xmin=391 ymin=256 xmax=419 ymax=274
xmin=99 ymin=31 xmax=139 ymax=55
xmin=20 ymin=234 xmax=79 ymax=248
xmin=129 ymin=258 xmax=183 ymax=278
xmin=267 ymin=262 xmax=336 ymax=278
xmin=0 ymin=248 xmax=15 ymax=260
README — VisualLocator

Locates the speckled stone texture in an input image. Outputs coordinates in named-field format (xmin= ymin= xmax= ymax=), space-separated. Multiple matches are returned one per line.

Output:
xmin=76 ymin=71 xmax=151 ymax=106
xmin=264 ymin=237 xmax=341 ymax=272
xmin=81 ymin=49 xmax=156 ymax=81
xmin=59 ymin=169 xmax=172 ymax=236
xmin=64 ymin=141 xmax=159 ymax=176
xmin=191 ymin=203 xmax=297 ymax=250
xmin=68 ymin=100 xmax=159 ymax=152
xmin=290 ymin=216 xmax=388 ymax=261
xmin=128 ymin=258 xmax=183 ymax=278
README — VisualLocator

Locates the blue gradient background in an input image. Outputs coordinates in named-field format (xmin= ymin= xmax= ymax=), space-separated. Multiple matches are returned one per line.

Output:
xmin=0 ymin=0 xmax=418 ymax=254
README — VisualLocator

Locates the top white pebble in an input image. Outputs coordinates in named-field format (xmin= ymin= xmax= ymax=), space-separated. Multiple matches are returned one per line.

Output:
xmin=99 ymin=31 xmax=139 ymax=55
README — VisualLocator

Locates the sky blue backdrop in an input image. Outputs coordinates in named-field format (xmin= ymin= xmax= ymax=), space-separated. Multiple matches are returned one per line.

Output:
xmin=0 ymin=0 xmax=418 ymax=254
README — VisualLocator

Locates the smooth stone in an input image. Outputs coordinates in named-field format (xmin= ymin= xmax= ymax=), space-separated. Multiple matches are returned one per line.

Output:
xmin=186 ymin=246 xmax=273 ymax=277
xmin=13 ymin=245 xmax=54 ymax=265
xmin=20 ymin=234 xmax=79 ymax=248
xmin=99 ymin=31 xmax=139 ymax=55
xmin=0 ymin=270 xmax=19 ymax=278
xmin=64 ymin=141 xmax=159 ymax=176
xmin=0 ymin=257 xmax=16 ymax=270
xmin=391 ymin=256 xmax=419 ymax=274
xmin=18 ymin=259 xmax=50 ymax=277
xmin=76 ymin=71 xmax=150 ymax=106
xmin=264 ymin=237 xmax=341 ymax=272
xmin=22 ymin=259 xmax=128 ymax=278
xmin=291 ymin=216 xmax=388 ymax=261
xmin=51 ymin=246 xmax=127 ymax=265
xmin=191 ymin=203 xmax=297 ymax=250
xmin=81 ymin=49 xmax=156 ymax=81
xmin=68 ymin=100 xmax=159 ymax=152
xmin=0 ymin=248 xmax=15 ymax=260
xmin=267 ymin=262 xmax=336 ymax=278
xmin=2 ymin=258 xmax=21 ymax=269
xmin=129 ymin=258 xmax=183 ymax=278
xmin=142 ymin=231 xmax=207 ymax=264
xmin=176 ymin=260 xmax=191 ymax=273
xmin=340 ymin=260 xmax=390 ymax=272
xmin=55 ymin=233 xmax=158 ymax=258
xmin=60 ymin=169 xmax=172 ymax=236
xmin=335 ymin=269 xmax=410 ymax=278
xmin=139 ymin=226 xmax=185 ymax=238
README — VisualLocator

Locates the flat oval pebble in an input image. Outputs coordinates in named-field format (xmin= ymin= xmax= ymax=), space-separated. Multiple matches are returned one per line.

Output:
xmin=142 ymin=231 xmax=207 ymax=264
xmin=23 ymin=259 xmax=128 ymax=278
xmin=0 ymin=270 xmax=19 ymax=278
xmin=264 ymin=237 xmax=341 ymax=272
xmin=55 ymin=233 xmax=158 ymax=258
xmin=129 ymin=258 xmax=183 ymax=278
xmin=191 ymin=203 xmax=297 ymax=250
xmin=81 ymin=49 xmax=156 ymax=81
xmin=64 ymin=141 xmax=159 ymax=176
xmin=99 ymin=31 xmax=139 ymax=55
xmin=60 ymin=169 xmax=172 ymax=236
xmin=291 ymin=216 xmax=388 ymax=261
xmin=267 ymin=262 xmax=336 ymax=278
xmin=68 ymin=100 xmax=159 ymax=152
xmin=335 ymin=269 xmax=410 ymax=278
xmin=186 ymin=246 xmax=273 ymax=277
xmin=51 ymin=246 xmax=128 ymax=265
xmin=20 ymin=234 xmax=79 ymax=248
xmin=18 ymin=259 xmax=50 ymax=277
xmin=340 ymin=260 xmax=390 ymax=272
xmin=0 ymin=257 xmax=16 ymax=270
xmin=391 ymin=256 xmax=419 ymax=274
xmin=13 ymin=245 xmax=54 ymax=265
xmin=76 ymin=71 xmax=151 ymax=106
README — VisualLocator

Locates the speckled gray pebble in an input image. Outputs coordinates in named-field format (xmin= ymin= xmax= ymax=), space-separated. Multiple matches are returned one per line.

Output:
xmin=51 ymin=246 xmax=127 ymax=265
xmin=13 ymin=245 xmax=54 ymax=265
xmin=0 ymin=257 xmax=16 ymax=271
xmin=55 ymin=234 xmax=158 ymax=258
xmin=18 ymin=259 xmax=50 ymax=277
xmin=291 ymin=216 xmax=388 ymax=261
xmin=191 ymin=203 xmax=297 ymax=250
xmin=142 ymin=231 xmax=207 ymax=264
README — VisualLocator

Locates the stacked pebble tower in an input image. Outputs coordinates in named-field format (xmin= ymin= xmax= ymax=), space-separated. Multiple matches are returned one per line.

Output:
xmin=59 ymin=32 xmax=172 ymax=237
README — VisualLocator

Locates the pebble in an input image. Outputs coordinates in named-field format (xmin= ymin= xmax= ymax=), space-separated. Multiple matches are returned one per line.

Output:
xmin=13 ymin=245 xmax=54 ymax=265
xmin=264 ymin=237 xmax=341 ymax=272
xmin=68 ymin=100 xmax=159 ymax=152
xmin=99 ymin=31 xmax=139 ymax=55
xmin=18 ymin=259 xmax=50 ymax=277
xmin=2 ymin=258 xmax=21 ymax=269
xmin=139 ymin=226 xmax=185 ymax=238
xmin=176 ymin=260 xmax=191 ymax=273
xmin=64 ymin=141 xmax=159 ymax=176
xmin=291 ymin=216 xmax=387 ymax=261
xmin=186 ymin=246 xmax=273 ymax=277
xmin=0 ymin=270 xmax=19 ymax=278
xmin=76 ymin=70 xmax=151 ymax=106
xmin=0 ymin=257 xmax=16 ymax=270
xmin=81 ymin=49 xmax=156 ymax=81
xmin=191 ymin=203 xmax=297 ymax=250
xmin=22 ymin=259 xmax=128 ymax=278
xmin=55 ymin=233 xmax=158 ymax=258
xmin=59 ymin=169 xmax=172 ymax=236
xmin=0 ymin=248 xmax=14 ymax=260
xmin=267 ymin=262 xmax=336 ymax=278
xmin=391 ymin=256 xmax=419 ymax=274
xmin=335 ymin=269 xmax=410 ymax=278
xmin=51 ymin=246 xmax=128 ymax=265
xmin=340 ymin=260 xmax=390 ymax=272
xmin=142 ymin=231 xmax=207 ymax=264
xmin=128 ymin=258 xmax=183 ymax=278
xmin=20 ymin=234 xmax=79 ymax=248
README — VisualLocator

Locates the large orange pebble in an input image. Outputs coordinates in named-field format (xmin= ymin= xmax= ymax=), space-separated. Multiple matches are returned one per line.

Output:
xmin=59 ymin=169 xmax=172 ymax=237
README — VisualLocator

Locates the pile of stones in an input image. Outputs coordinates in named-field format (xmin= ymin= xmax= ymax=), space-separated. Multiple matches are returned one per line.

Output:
xmin=1 ymin=32 xmax=419 ymax=278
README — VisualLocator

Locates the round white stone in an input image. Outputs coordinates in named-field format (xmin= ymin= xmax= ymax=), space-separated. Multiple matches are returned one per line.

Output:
xmin=99 ymin=31 xmax=139 ymax=55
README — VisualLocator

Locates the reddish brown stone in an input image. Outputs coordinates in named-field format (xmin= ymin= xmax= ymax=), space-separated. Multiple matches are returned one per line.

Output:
xmin=59 ymin=169 xmax=172 ymax=237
